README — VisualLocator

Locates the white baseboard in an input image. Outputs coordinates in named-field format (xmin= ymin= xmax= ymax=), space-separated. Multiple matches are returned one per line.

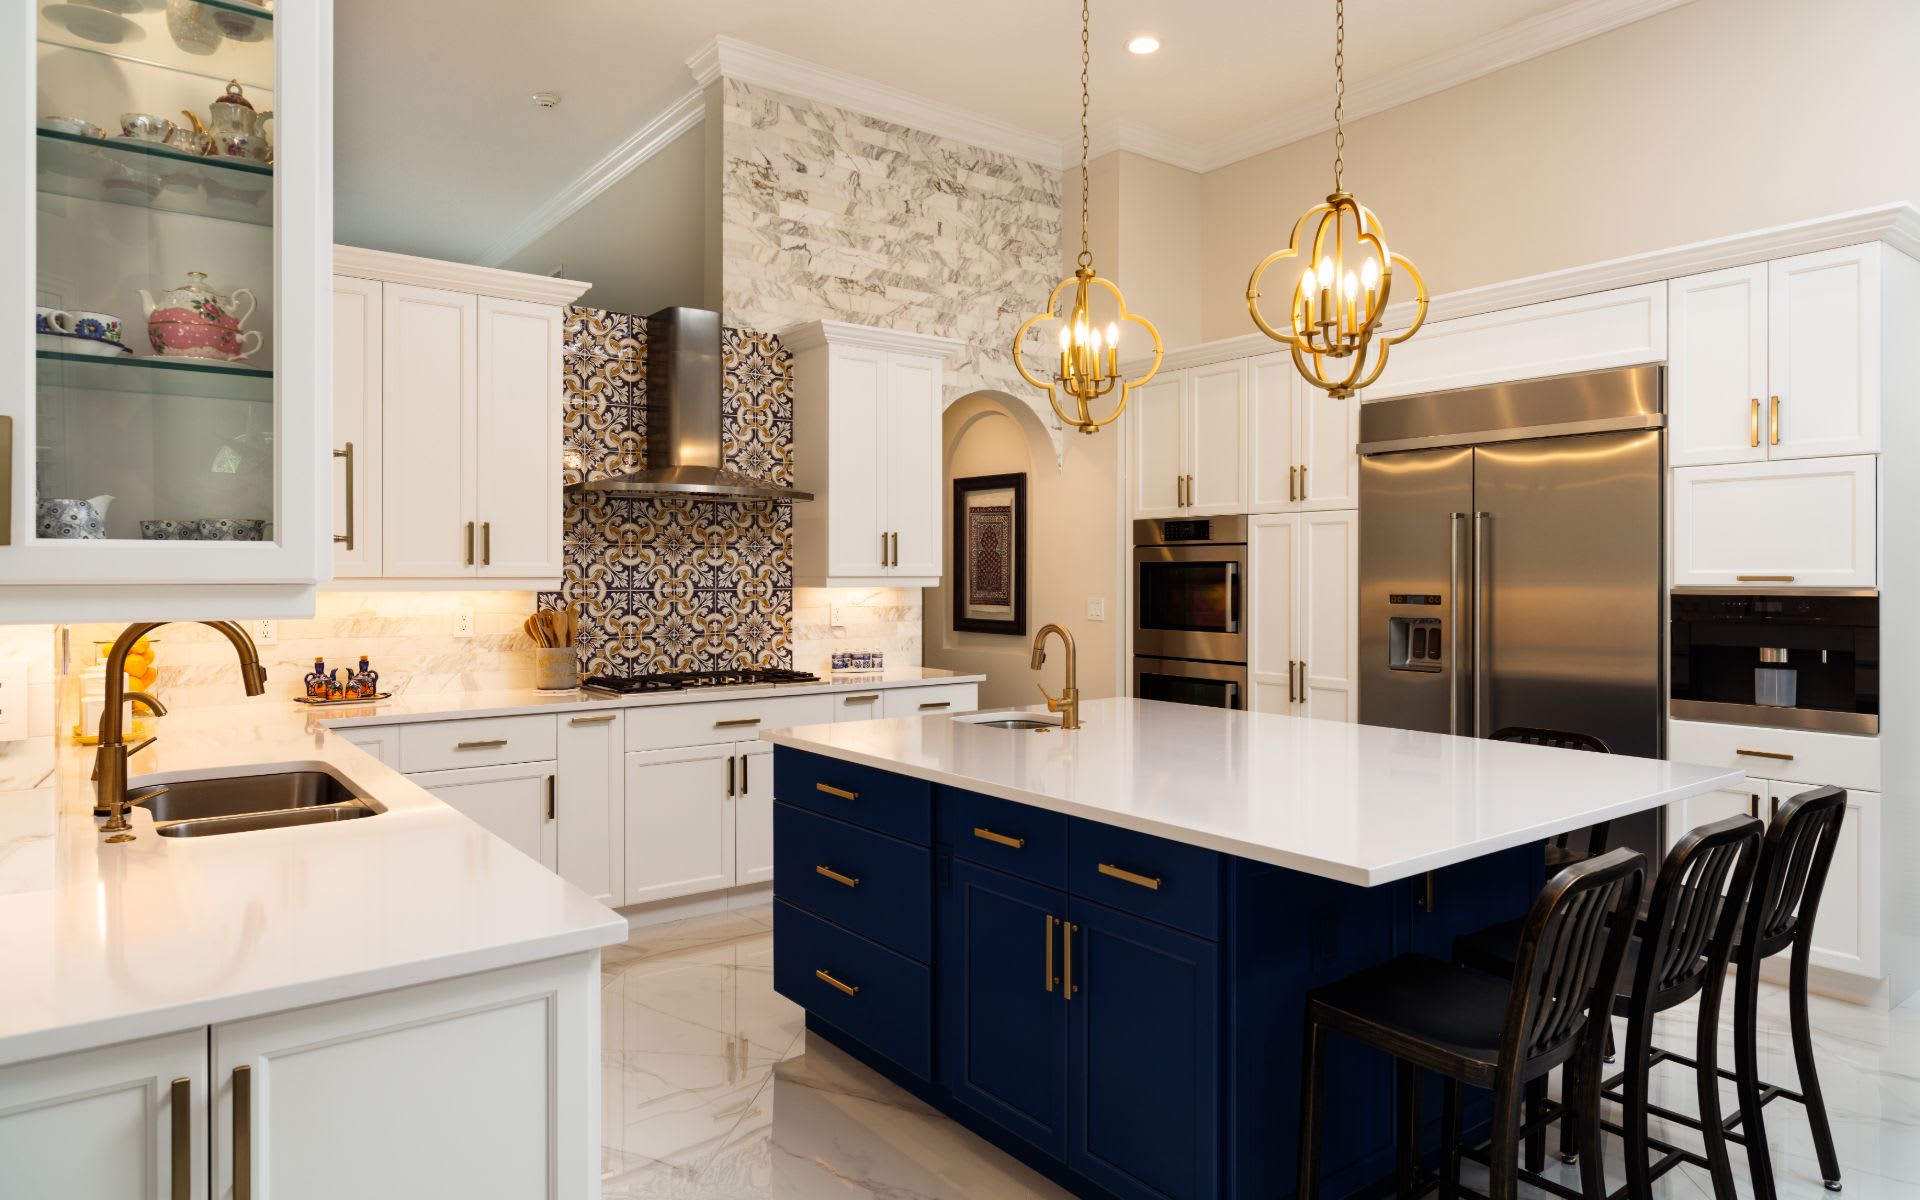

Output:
xmin=617 ymin=882 xmax=773 ymax=931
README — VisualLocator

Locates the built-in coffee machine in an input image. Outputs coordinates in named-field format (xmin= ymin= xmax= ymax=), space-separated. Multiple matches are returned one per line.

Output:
xmin=1669 ymin=590 xmax=1879 ymax=734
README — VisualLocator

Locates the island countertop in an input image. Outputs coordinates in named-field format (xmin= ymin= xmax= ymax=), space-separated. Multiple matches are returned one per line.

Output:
xmin=761 ymin=697 xmax=1745 ymax=887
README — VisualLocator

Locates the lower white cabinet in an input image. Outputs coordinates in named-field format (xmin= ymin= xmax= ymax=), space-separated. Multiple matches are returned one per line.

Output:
xmin=1248 ymin=511 xmax=1358 ymax=721
xmin=1671 ymin=454 xmax=1877 ymax=588
xmin=736 ymin=740 xmax=776 ymax=886
xmin=556 ymin=711 xmax=624 ymax=906
xmin=884 ymin=682 xmax=976 ymax=719
xmin=409 ymin=760 xmax=558 ymax=872
xmin=624 ymin=743 xmax=740 ymax=904
xmin=831 ymin=690 xmax=886 ymax=722
xmin=0 ymin=1027 xmax=207 ymax=1198
xmin=336 ymin=723 xmax=399 ymax=767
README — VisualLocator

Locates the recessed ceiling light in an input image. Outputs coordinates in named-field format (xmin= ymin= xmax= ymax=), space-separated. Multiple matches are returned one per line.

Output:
xmin=531 ymin=91 xmax=562 ymax=109
xmin=1127 ymin=35 xmax=1160 ymax=55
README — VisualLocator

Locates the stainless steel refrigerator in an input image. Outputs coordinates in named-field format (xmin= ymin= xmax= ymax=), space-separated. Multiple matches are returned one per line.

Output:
xmin=1358 ymin=365 xmax=1666 ymax=852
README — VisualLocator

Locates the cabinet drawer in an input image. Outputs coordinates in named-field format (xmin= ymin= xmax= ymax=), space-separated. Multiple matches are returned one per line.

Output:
xmin=774 ymin=747 xmax=933 ymax=844
xmin=883 ymin=684 xmax=977 ymax=719
xmin=1668 ymin=718 xmax=1880 ymax=791
xmin=774 ymin=900 xmax=932 ymax=1079
xmin=831 ymin=689 xmax=888 ymax=722
xmin=399 ymin=714 xmax=557 ymax=772
xmin=625 ymin=694 xmax=835 ymax=752
xmin=1671 ymin=456 xmax=1876 ymax=588
xmin=775 ymin=802 xmax=932 ymax=961
xmin=1068 ymin=819 xmax=1224 ymax=941
xmin=940 ymin=787 xmax=1067 ymax=889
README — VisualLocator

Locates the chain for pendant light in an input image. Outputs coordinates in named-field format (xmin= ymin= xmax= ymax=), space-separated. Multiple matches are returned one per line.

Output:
xmin=1078 ymin=0 xmax=1093 ymax=268
xmin=1332 ymin=0 xmax=1346 ymax=191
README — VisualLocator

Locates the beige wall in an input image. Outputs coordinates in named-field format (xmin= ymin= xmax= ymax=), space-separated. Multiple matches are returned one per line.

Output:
xmin=1198 ymin=0 xmax=1920 ymax=340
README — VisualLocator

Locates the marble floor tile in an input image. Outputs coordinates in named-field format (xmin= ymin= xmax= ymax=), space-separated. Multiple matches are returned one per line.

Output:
xmin=601 ymin=903 xmax=1920 ymax=1199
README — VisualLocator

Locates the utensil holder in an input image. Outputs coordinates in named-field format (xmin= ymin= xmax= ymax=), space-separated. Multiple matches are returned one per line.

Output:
xmin=534 ymin=647 xmax=579 ymax=692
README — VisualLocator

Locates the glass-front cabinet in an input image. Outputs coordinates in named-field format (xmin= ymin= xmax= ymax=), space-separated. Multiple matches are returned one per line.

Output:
xmin=2 ymin=1 xmax=330 ymax=619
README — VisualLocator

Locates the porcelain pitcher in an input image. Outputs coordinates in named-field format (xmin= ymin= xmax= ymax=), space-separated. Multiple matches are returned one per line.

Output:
xmin=37 ymin=495 xmax=113 ymax=540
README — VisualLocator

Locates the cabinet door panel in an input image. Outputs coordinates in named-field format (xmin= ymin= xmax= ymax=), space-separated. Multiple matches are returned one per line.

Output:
xmin=1067 ymin=898 xmax=1220 ymax=1200
xmin=884 ymin=354 xmax=943 ymax=578
xmin=331 ymin=276 xmax=384 ymax=576
xmin=475 ymin=297 xmax=562 ymax=580
xmin=410 ymin=761 xmax=557 ymax=871
xmin=941 ymin=860 xmax=1069 ymax=1156
xmin=1769 ymin=245 xmax=1880 ymax=460
xmin=1186 ymin=361 xmax=1248 ymax=514
xmin=1248 ymin=515 xmax=1298 ymax=714
xmin=1247 ymin=353 xmax=1300 ymax=512
xmin=826 ymin=346 xmax=890 ymax=577
xmin=1790 ymin=784 xmax=1880 ymax=978
xmin=1668 ymin=265 xmax=1768 ymax=467
xmin=557 ymin=711 xmax=623 ymax=905
xmin=1665 ymin=784 xmax=1761 ymax=850
xmin=1300 ymin=510 xmax=1359 ymax=723
xmin=624 ymin=745 xmax=735 ymax=903
xmin=1298 ymin=375 xmax=1359 ymax=511
xmin=1671 ymin=456 xmax=1876 ymax=588
xmin=1129 ymin=373 xmax=1186 ymax=518
xmin=736 ymin=740 xmax=776 ymax=886
xmin=381 ymin=285 xmax=477 ymax=577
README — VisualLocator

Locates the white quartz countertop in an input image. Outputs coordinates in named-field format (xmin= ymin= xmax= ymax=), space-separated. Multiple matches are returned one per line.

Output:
xmin=762 ymin=698 xmax=1746 ymax=887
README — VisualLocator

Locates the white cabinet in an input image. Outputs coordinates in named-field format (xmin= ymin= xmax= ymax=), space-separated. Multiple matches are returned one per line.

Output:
xmin=409 ymin=760 xmax=558 ymax=872
xmin=883 ymin=682 xmax=978 ymax=719
xmin=1248 ymin=511 xmax=1357 ymax=721
xmin=0 ymin=1028 xmax=206 ymax=1198
xmin=336 ymin=723 xmax=399 ymax=767
xmin=331 ymin=275 xmax=384 ymax=576
xmin=1801 ymin=784 xmax=1880 ymax=978
xmin=1663 ymin=783 xmax=1764 ymax=849
xmin=380 ymin=283 xmax=477 ymax=578
xmin=556 ymin=711 xmax=624 ymax=906
xmin=736 ymin=739 xmax=777 ymax=886
xmin=624 ymin=743 xmax=737 ymax=904
xmin=785 ymin=321 xmax=962 ymax=587
xmin=832 ymin=690 xmax=887 ymax=722
xmin=1668 ymin=245 xmax=1883 ymax=468
xmin=1249 ymin=352 xmax=1359 ymax=513
xmin=1128 ymin=361 xmax=1249 ymax=517
xmin=212 ymin=953 xmax=598 ymax=1200
xmin=1671 ymin=455 xmax=1876 ymax=588
xmin=474 ymin=298 xmax=564 ymax=579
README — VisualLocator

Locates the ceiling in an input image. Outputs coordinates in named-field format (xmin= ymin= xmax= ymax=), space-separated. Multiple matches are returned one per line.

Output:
xmin=335 ymin=0 xmax=1682 ymax=265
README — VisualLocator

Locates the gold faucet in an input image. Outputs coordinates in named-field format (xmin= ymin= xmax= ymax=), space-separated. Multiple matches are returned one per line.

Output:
xmin=1029 ymin=623 xmax=1081 ymax=730
xmin=95 ymin=621 xmax=268 ymax=843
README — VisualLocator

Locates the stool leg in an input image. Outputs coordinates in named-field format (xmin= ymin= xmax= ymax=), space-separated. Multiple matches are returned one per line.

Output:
xmin=1441 ymin=1079 xmax=1462 ymax=1200
xmin=1790 ymin=947 xmax=1843 ymax=1191
xmin=1525 ymin=1074 xmax=1547 ymax=1172
xmin=1574 ymin=1045 xmax=1610 ymax=1200
xmin=1489 ymin=1077 xmax=1520 ymax=1200
xmin=1696 ymin=971 xmax=1739 ymax=1200
xmin=1559 ymin=1061 xmax=1580 ymax=1164
xmin=1734 ymin=964 xmax=1778 ymax=1200
xmin=1299 ymin=1017 xmax=1326 ymax=1200
xmin=1622 ymin=1009 xmax=1654 ymax=1200
xmin=1397 ymin=1059 xmax=1420 ymax=1196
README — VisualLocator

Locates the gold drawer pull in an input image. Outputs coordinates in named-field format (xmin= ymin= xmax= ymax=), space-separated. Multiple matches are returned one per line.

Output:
xmin=714 ymin=717 xmax=762 ymax=728
xmin=170 ymin=1075 xmax=190 ymax=1200
xmin=815 ymin=968 xmax=859 ymax=997
xmin=1737 ymin=575 xmax=1795 ymax=583
xmin=1735 ymin=748 xmax=1795 ymax=762
xmin=232 ymin=1064 xmax=252 ymax=1200
xmin=1097 ymin=862 xmax=1162 ymax=890
xmin=815 ymin=865 xmax=859 ymax=888
xmin=919 ymin=701 xmax=952 ymax=711
xmin=816 ymin=782 xmax=858 ymax=800
xmin=569 ymin=712 xmax=617 ymax=725
xmin=843 ymin=694 xmax=880 ymax=704
xmin=973 ymin=827 xmax=1026 ymax=849
xmin=455 ymin=738 xmax=509 ymax=750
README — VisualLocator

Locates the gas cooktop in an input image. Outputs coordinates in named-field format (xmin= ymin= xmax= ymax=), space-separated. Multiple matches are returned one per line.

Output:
xmin=579 ymin=667 xmax=822 ymax=695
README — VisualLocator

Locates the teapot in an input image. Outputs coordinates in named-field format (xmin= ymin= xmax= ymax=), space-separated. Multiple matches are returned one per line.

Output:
xmin=139 ymin=271 xmax=262 ymax=361
xmin=37 ymin=496 xmax=113 ymax=540
xmin=204 ymin=81 xmax=272 ymax=164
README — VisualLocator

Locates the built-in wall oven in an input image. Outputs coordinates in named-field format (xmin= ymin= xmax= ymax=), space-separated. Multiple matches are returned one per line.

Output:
xmin=1670 ymin=589 xmax=1879 ymax=734
xmin=1132 ymin=516 xmax=1247 ymax=709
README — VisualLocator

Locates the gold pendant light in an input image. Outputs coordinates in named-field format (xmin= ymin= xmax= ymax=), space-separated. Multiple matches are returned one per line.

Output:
xmin=1012 ymin=0 xmax=1162 ymax=434
xmin=1246 ymin=0 xmax=1428 ymax=398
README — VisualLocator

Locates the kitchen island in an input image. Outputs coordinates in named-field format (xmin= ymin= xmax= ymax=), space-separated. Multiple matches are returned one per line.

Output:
xmin=762 ymin=697 xmax=1743 ymax=1200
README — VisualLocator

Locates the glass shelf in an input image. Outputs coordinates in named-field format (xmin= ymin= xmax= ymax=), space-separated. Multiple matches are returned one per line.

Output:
xmin=38 ymin=350 xmax=272 ymax=402
xmin=190 ymin=0 xmax=274 ymax=23
xmin=37 ymin=129 xmax=274 ymax=226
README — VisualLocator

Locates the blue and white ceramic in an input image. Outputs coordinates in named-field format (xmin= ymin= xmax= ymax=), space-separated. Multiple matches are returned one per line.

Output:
xmin=68 ymin=310 xmax=125 ymax=345
xmin=35 ymin=306 xmax=73 ymax=335
xmin=36 ymin=496 xmax=113 ymax=540
xmin=198 ymin=517 xmax=266 ymax=541
xmin=140 ymin=519 xmax=202 ymax=541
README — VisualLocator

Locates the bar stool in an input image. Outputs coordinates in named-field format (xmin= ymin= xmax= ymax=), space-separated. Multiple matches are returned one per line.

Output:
xmin=1298 ymin=848 xmax=1645 ymax=1200
xmin=1488 ymin=727 xmax=1615 ymax=869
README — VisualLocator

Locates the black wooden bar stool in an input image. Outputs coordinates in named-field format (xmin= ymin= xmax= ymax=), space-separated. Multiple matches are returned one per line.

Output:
xmin=1605 ymin=785 xmax=1849 ymax=1199
xmin=1487 ymin=728 xmax=1615 ymax=870
xmin=1298 ymin=848 xmax=1645 ymax=1200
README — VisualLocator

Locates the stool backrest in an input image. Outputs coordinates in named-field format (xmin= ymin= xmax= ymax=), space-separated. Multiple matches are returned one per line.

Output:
xmin=1744 ymin=785 xmax=1848 ymax=962
xmin=1504 ymin=847 xmax=1645 ymax=1071
xmin=1639 ymin=815 xmax=1763 ymax=1004
xmin=1490 ymin=727 xmax=1613 ymax=754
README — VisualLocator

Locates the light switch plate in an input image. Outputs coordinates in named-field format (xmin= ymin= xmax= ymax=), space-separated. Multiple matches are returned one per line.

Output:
xmin=1086 ymin=596 xmax=1106 ymax=621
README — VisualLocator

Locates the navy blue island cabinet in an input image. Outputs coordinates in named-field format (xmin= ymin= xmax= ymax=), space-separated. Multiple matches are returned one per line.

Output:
xmin=771 ymin=747 xmax=1542 ymax=1200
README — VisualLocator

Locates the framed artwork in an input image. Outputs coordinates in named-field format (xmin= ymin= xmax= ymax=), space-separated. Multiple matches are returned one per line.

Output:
xmin=952 ymin=472 xmax=1027 ymax=635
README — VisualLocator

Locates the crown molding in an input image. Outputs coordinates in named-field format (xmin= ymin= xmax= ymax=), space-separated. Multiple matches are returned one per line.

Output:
xmin=779 ymin=319 xmax=966 ymax=358
xmin=687 ymin=35 xmax=1063 ymax=167
xmin=476 ymin=87 xmax=706 ymax=268
xmin=1085 ymin=119 xmax=1208 ymax=174
xmin=333 ymin=245 xmax=591 ymax=306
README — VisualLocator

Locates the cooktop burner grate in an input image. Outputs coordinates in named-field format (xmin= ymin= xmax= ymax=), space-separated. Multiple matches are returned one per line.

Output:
xmin=579 ymin=667 xmax=822 ymax=695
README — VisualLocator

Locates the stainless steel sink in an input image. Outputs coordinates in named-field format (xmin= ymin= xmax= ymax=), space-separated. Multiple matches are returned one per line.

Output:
xmin=966 ymin=718 xmax=1061 ymax=731
xmin=951 ymin=709 xmax=1064 ymax=732
xmin=127 ymin=771 xmax=378 ymax=838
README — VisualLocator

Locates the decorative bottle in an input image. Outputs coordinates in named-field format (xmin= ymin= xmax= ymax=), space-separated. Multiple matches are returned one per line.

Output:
xmin=354 ymin=654 xmax=379 ymax=699
xmin=304 ymin=657 xmax=329 ymax=700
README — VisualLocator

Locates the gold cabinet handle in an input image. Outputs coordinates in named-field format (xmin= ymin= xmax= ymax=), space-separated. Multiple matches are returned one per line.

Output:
xmin=1750 ymin=397 xmax=1761 ymax=448
xmin=726 ymin=755 xmax=736 ymax=798
xmin=815 ymin=968 xmax=858 ymax=997
xmin=1417 ymin=870 xmax=1437 ymax=912
xmin=1737 ymin=575 xmax=1795 ymax=583
xmin=1045 ymin=914 xmax=1058 ymax=992
xmin=1296 ymin=659 xmax=1306 ymax=704
xmin=714 ymin=717 xmax=762 ymax=728
xmin=1736 ymin=747 xmax=1795 ymax=762
xmin=464 ymin=520 xmax=475 ymax=566
xmin=891 ymin=531 xmax=899 ymax=567
xmin=569 ymin=712 xmax=617 ymax=725
xmin=815 ymin=864 xmax=859 ymax=888
xmin=232 ymin=1064 xmax=252 ymax=1200
xmin=0 ymin=415 xmax=12 ymax=547
xmin=482 ymin=520 xmax=491 ymax=566
xmin=843 ymin=694 xmax=880 ymax=705
xmin=1289 ymin=465 xmax=1298 ymax=503
xmin=815 ymin=782 xmax=858 ymax=800
xmin=546 ymin=774 xmax=556 ymax=820
xmin=881 ymin=530 xmax=889 ymax=566
xmin=1299 ymin=464 xmax=1307 ymax=499
xmin=1185 ymin=474 xmax=1195 ymax=507
xmin=1770 ymin=395 xmax=1781 ymax=446
xmin=919 ymin=701 xmax=951 ymax=711
xmin=1097 ymin=862 xmax=1162 ymax=890
xmin=1287 ymin=659 xmax=1297 ymax=704
xmin=455 ymin=738 xmax=508 ymax=750
xmin=973 ymin=826 xmax=1025 ymax=849
xmin=170 ymin=1075 xmax=191 ymax=1200
xmin=740 ymin=752 xmax=750 ymax=794
xmin=1063 ymin=920 xmax=1078 ymax=998
xmin=332 ymin=442 xmax=355 ymax=549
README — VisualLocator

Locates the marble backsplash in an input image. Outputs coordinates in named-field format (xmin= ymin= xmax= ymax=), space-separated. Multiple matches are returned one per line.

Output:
xmin=790 ymin=587 xmax=924 ymax=678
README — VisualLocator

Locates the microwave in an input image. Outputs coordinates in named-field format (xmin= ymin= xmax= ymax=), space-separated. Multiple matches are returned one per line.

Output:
xmin=1670 ymin=589 xmax=1878 ymax=734
xmin=1132 ymin=516 xmax=1247 ymax=665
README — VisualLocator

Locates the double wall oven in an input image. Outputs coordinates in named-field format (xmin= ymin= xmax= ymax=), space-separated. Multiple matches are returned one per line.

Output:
xmin=1132 ymin=516 xmax=1247 ymax=709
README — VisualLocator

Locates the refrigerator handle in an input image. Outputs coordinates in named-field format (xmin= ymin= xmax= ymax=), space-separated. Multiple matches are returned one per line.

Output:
xmin=1473 ymin=511 xmax=1490 ymax=739
xmin=1449 ymin=512 xmax=1467 ymax=736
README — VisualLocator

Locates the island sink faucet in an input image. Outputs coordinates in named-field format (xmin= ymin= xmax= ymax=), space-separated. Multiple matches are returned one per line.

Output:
xmin=1030 ymin=623 xmax=1081 ymax=730
xmin=95 ymin=621 xmax=268 ymax=843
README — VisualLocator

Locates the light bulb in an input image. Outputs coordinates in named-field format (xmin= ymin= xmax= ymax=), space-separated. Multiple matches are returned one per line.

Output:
xmin=1105 ymin=322 xmax=1118 ymax=348
xmin=1076 ymin=319 xmax=1089 ymax=346
xmin=1361 ymin=258 xmax=1379 ymax=288
xmin=1089 ymin=325 xmax=1102 ymax=352
xmin=1300 ymin=265 xmax=1316 ymax=294
xmin=1319 ymin=256 xmax=1334 ymax=281
xmin=1059 ymin=326 xmax=1071 ymax=350
xmin=1344 ymin=271 xmax=1358 ymax=298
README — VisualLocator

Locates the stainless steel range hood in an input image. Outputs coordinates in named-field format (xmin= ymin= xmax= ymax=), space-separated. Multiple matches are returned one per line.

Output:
xmin=566 ymin=307 xmax=813 ymax=502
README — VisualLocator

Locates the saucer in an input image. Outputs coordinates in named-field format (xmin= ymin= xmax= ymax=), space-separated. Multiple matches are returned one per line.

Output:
xmin=41 ymin=4 xmax=139 ymax=44
xmin=37 ymin=331 xmax=133 ymax=357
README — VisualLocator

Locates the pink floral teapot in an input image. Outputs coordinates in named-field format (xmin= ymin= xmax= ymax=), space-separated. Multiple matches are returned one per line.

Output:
xmin=138 ymin=271 xmax=262 ymax=361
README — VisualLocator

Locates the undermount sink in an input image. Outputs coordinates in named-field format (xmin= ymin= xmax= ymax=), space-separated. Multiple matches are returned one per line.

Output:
xmin=126 ymin=770 xmax=380 ymax=838
xmin=952 ymin=709 xmax=1063 ymax=732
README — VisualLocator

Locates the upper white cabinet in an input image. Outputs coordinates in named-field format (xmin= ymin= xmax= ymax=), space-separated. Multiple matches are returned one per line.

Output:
xmin=786 ymin=321 xmax=961 ymax=587
xmin=1128 ymin=372 xmax=1185 ymax=516
xmin=1128 ymin=362 xmax=1249 ymax=518
xmin=332 ymin=248 xmax=585 ymax=586
xmin=1248 ymin=352 xmax=1359 ymax=513
xmin=1669 ymin=245 xmax=1883 ymax=467
xmin=1248 ymin=511 xmax=1357 ymax=721
xmin=1671 ymin=455 xmax=1877 ymax=588
xmin=1 ymin=2 xmax=332 ymax=620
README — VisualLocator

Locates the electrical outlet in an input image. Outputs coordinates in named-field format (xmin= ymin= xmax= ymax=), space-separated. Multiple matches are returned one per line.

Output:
xmin=453 ymin=608 xmax=474 ymax=639
xmin=1086 ymin=596 xmax=1106 ymax=621
xmin=248 ymin=619 xmax=277 ymax=645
